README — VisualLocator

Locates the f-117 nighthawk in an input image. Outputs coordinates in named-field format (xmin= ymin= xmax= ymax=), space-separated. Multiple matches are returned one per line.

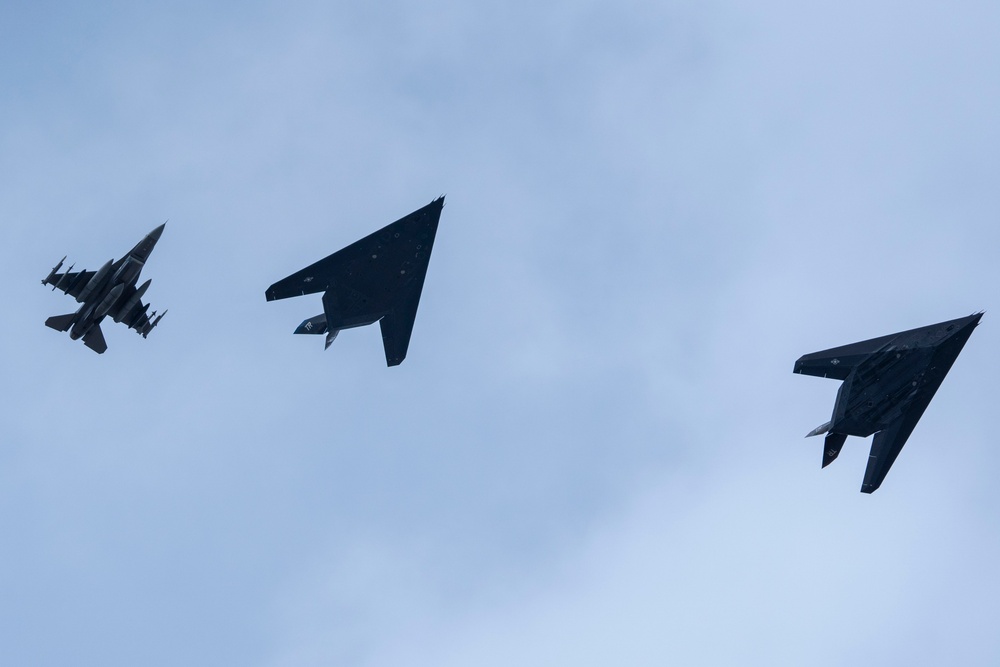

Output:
xmin=41 ymin=223 xmax=167 ymax=353
xmin=794 ymin=313 xmax=981 ymax=493
xmin=265 ymin=197 xmax=443 ymax=366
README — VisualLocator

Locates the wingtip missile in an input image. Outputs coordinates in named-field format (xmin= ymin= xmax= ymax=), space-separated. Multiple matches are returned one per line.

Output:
xmin=51 ymin=263 xmax=75 ymax=290
xmin=43 ymin=256 xmax=66 ymax=284
xmin=143 ymin=309 xmax=167 ymax=338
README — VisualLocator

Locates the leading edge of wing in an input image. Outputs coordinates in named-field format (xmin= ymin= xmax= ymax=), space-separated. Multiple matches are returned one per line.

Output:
xmin=794 ymin=313 xmax=984 ymax=380
xmin=265 ymin=197 xmax=445 ymax=303
xmin=793 ymin=331 xmax=899 ymax=380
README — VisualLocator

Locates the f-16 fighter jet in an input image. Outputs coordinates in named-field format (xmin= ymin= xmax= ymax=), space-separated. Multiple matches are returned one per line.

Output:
xmin=794 ymin=313 xmax=981 ymax=493
xmin=41 ymin=223 xmax=167 ymax=353
xmin=265 ymin=197 xmax=443 ymax=366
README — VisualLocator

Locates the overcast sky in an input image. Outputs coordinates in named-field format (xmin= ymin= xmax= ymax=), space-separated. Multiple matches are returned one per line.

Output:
xmin=2 ymin=1 xmax=1000 ymax=665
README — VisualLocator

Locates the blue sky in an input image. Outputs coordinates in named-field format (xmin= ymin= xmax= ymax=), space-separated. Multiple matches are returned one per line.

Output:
xmin=2 ymin=2 xmax=1000 ymax=665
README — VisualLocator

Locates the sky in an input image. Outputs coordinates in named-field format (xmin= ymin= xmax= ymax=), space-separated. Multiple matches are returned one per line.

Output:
xmin=2 ymin=1 xmax=1000 ymax=665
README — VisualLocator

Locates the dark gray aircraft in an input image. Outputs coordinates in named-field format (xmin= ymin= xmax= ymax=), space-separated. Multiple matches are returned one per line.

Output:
xmin=265 ymin=197 xmax=443 ymax=366
xmin=41 ymin=223 xmax=167 ymax=353
xmin=794 ymin=313 xmax=981 ymax=493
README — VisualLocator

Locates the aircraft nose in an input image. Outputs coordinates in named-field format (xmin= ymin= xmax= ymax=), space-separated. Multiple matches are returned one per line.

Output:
xmin=941 ymin=312 xmax=983 ymax=343
xmin=955 ymin=312 xmax=983 ymax=332
xmin=149 ymin=222 xmax=166 ymax=240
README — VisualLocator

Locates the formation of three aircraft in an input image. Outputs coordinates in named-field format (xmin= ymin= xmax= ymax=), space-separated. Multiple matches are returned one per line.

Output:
xmin=39 ymin=196 xmax=981 ymax=494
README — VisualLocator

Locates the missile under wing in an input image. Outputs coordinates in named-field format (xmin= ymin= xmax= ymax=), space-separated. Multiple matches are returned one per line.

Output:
xmin=265 ymin=197 xmax=443 ymax=366
xmin=794 ymin=313 xmax=981 ymax=493
xmin=41 ymin=223 xmax=168 ymax=353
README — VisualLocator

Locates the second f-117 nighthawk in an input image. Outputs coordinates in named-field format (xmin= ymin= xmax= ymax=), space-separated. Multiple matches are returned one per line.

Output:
xmin=794 ymin=313 xmax=981 ymax=493
xmin=265 ymin=197 xmax=444 ymax=366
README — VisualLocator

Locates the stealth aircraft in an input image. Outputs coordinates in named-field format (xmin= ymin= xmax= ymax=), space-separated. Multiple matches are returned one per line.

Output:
xmin=794 ymin=313 xmax=981 ymax=492
xmin=41 ymin=223 xmax=168 ymax=353
xmin=265 ymin=197 xmax=443 ymax=366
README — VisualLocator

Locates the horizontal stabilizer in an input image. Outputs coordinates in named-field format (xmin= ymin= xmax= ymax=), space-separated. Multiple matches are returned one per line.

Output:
xmin=45 ymin=313 xmax=75 ymax=332
xmin=83 ymin=324 xmax=107 ymax=354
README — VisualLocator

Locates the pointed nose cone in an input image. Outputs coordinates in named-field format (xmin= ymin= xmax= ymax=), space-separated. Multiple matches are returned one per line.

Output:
xmin=931 ymin=312 xmax=982 ymax=376
xmin=129 ymin=222 xmax=167 ymax=262
xmin=947 ymin=312 xmax=983 ymax=342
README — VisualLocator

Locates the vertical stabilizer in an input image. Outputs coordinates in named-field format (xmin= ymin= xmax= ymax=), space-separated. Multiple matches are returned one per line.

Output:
xmin=822 ymin=432 xmax=848 ymax=468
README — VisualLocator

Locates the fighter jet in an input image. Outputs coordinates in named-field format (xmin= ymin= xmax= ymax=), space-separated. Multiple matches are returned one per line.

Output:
xmin=794 ymin=313 xmax=981 ymax=493
xmin=265 ymin=197 xmax=444 ymax=366
xmin=41 ymin=223 xmax=168 ymax=353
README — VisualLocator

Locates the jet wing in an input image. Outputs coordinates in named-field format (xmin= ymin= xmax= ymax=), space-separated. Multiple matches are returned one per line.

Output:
xmin=861 ymin=411 xmax=922 ymax=494
xmin=43 ymin=270 xmax=96 ymax=300
xmin=264 ymin=247 xmax=351 ymax=301
xmin=860 ymin=318 xmax=980 ymax=492
xmin=265 ymin=197 xmax=443 ymax=303
xmin=107 ymin=283 xmax=160 ymax=337
xmin=379 ymin=283 xmax=424 ymax=366
xmin=794 ymin=331 xmax=899 ymax=380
